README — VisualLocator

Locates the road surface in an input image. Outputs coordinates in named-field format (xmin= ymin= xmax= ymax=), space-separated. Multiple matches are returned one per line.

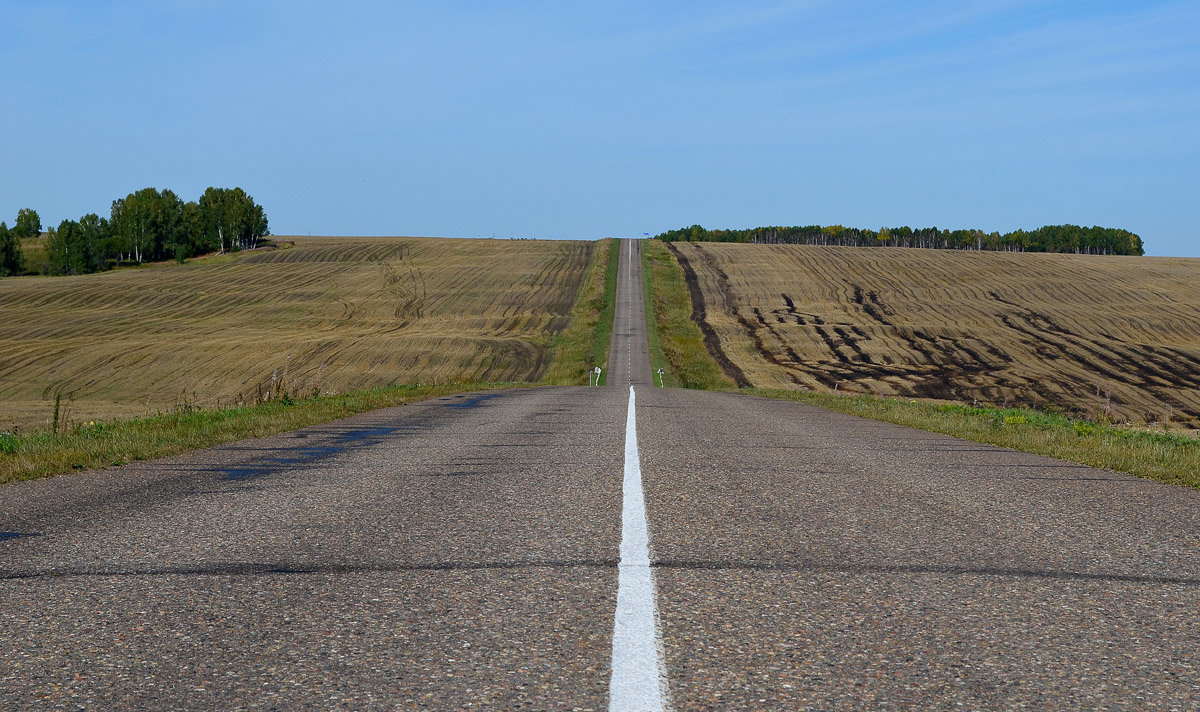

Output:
xmin=3 ymin=239 xmax=1200 ymax=709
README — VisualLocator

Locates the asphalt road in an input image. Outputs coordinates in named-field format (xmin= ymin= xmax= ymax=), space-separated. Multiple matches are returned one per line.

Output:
xmin=608 ymin=237 xmax=652 ymax=389
xmin=4 ymin=238 xmax=1200 ymax=710
xmin=637 ymin=388 xmax=1200 ymax=709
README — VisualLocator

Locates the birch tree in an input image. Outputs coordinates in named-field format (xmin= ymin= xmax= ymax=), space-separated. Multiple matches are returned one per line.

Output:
xmin=198 ymin=187 xmax=269 ymax=253
xmin=13 ymin=208 xmax=41 ymax=238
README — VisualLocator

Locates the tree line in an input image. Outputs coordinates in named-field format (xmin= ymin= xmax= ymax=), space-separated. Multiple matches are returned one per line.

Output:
xmin=654 ymin=223 xmax=1144 ymax=256
xmin=0 ymin=186 xmax=269 ymax=277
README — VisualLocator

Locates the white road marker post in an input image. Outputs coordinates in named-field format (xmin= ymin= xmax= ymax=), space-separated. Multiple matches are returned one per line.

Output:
xmin=609 ymin=386 xmax=668 ymax=711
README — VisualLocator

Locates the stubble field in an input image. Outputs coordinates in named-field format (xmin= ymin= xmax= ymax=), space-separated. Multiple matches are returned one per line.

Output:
xmin=668 ymin=242 xmax=1200 ymax=428
xmin=0 ymin=236 xmax=593 ymax=432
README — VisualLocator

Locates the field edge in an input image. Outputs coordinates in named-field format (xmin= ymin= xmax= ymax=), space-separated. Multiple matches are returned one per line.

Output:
xmin=641 ymin=240 xmax=1200 ymax=488
xmin=0 ymin=381 xmax=530 ymax=486
xmin=743 ymin=387 xmax=1200 ymax=489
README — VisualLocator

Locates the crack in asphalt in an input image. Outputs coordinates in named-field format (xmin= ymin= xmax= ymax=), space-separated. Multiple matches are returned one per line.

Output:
xmin=0 ymin=558 xmax=621 ymax=580
xmin=443 ymin=394 xmax=501 ymax=409
xmin=653 ymin=560 xmax=1200 ymax=585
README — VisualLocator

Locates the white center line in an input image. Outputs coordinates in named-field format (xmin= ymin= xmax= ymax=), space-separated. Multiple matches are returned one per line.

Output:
xmin=609 ymin=386 xmax=668 ymax=711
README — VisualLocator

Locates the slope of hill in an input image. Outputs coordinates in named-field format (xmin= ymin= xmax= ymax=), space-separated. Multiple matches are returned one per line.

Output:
xmin=0 ymin=236 xmax=593 ymax=432
xmin=667 ymin=242 xmax=1200 ymax=428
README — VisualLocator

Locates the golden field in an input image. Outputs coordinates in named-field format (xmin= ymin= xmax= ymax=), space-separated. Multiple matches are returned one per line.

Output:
xmin=667 ymin=242 xmax=1200 ymax=428
xmin=0 ymin=236 xmax=593 ymax=432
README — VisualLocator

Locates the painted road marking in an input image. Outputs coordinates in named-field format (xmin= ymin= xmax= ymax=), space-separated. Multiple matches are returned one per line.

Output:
xmin=609 ymin=386 xmax=668 ymax=711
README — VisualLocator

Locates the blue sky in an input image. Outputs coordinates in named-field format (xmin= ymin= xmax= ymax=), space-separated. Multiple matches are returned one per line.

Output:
xmin=2 ymin=1 xmax=1197 ymax=255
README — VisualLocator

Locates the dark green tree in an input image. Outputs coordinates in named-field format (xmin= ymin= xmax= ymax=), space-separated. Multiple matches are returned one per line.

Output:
xmin=175 ymin=201 xmax=204 ymax=261
xmin=46 ymin=219 xmax=82 ymax=275
xmin=0 ymin=221 xmax=24 ymax=276
xmin=46 ymin=217 xmax=109 ymax=275
xmin=78 ymin=213 xmax=111 ymax=272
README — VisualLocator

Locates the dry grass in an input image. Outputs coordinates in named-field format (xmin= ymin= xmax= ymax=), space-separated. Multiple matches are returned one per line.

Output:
xmin=0 ymin=236 xmax=593 ymax=433
xmin=669 ymin=242 xmax=1200 ymax=430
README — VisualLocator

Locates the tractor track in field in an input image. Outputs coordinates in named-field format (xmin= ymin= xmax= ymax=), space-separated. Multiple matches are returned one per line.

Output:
xmin=666 ymin=242 xmax=751 ymax=388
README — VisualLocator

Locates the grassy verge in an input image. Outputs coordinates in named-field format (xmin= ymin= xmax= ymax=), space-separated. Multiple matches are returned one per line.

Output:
xmin=642 ymin=239 xmax=734 ymax=389
xmin=643 ymin=239 xmax=1199 ymax=488
xmin=543 ymin=237 xmax=619 ymax=385
xmin=0 ymin=381 xmax=524 ymax=485
xmin=745 ymin=388 xmax=1200 ymax=488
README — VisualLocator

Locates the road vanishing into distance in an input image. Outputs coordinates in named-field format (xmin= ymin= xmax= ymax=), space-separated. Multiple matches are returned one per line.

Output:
xmin=4 ymin=239 xmax=1200 ymax=710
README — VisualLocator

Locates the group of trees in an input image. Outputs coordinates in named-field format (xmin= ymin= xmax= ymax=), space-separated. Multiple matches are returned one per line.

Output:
xmin=49 ymin=186 xmax=269 ymax=275
xmin=0 ymin=209 xmax=42 ymax=276
xmin=2 ymin=187 xmax=269 ymax=277
xmin=655 ymin=223 xmax=1144 ymax=256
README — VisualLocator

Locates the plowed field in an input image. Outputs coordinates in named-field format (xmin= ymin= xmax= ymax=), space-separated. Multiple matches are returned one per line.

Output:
xmin=669 ymin=242 xmax=1200 ymax=427
xmin=0 ymin=236 xmax=592 ymax=431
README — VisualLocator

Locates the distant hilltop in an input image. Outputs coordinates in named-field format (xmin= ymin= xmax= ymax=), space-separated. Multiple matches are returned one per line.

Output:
xmin=654 ymin=223 xmax=1144 ymax=256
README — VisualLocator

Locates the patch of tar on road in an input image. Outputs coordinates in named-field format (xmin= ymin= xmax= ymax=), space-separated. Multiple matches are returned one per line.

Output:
xmin=338 ymin=425 xmax=395 ymax=442
xmin=0 ymin=531 xmax=40 ymax=540
xmin=442 ymin=393 xmax=501 ymax=409
xmin=217 ymin=424 xmax=419 ymax=481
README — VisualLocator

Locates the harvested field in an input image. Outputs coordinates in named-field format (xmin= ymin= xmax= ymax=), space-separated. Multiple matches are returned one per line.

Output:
xmin=668 ymin=242 xmax=1200 ymax=428
xmin=0 ymin=236 xmax=592 ymax=432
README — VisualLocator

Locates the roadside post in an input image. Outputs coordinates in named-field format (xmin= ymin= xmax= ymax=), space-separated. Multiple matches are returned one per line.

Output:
xmin=656 ymin=368 xmax=664 ymax=387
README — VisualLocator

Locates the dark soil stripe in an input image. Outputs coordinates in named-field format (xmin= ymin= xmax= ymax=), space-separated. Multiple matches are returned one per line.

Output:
xmin=667 ymin=243 xmax=752 ymax=387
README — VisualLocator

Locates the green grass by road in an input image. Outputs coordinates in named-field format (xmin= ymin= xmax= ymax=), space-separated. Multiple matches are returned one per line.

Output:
xmin=746 ymin=388 xmax=1200 ymax=488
